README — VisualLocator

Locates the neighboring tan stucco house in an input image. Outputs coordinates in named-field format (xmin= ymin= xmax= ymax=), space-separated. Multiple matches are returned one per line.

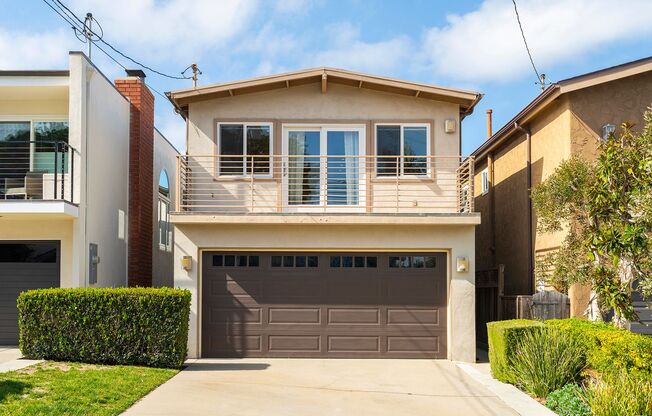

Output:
xmin=471 ymin=57 xmax=652 ymax=335
xmin=0 ymin=52 xmax=178 ymax=344
xmin=167 ymin=68 xmax=482 ymax=362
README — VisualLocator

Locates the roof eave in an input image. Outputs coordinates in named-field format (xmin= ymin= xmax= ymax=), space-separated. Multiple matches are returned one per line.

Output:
xmin=167 ymin=67 xmax=481 ymax=108
xmin=471 ymin=85 xmax=561 ymax=162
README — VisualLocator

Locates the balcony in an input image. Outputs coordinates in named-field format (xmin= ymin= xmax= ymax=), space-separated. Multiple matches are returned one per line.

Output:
xmin=175 ymin=154 xmax=474 ymax=218
xmin=0 ymin=140 xmax=77 ymax=216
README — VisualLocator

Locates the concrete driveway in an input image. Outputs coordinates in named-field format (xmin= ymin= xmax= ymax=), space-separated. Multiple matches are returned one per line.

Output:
xmin=0 ymin=347 xmax=22 ymax=365
xmin=123 ymin=359 xmax=519 ymax=416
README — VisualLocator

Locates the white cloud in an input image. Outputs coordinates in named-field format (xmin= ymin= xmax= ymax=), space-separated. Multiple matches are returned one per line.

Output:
xmin=424 ymin=0 xmax=652 ymax=83
xmin=308 ymin=23 xmax=412 ymax=74
xmin=67 ymin=0 xmax=259 ymax=62
xmin=0 ymin=29 xmax=74 ymax=69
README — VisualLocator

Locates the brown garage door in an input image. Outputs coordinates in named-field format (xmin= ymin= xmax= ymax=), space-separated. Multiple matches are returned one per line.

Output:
xmin=201 ymin=252 xmax=447 ymax=358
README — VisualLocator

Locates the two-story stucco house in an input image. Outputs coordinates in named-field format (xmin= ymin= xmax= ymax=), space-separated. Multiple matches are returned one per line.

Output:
xmin=472 ymin=57 xmax=652 ymax=335
xmin=167 ymin=68 xmax=482 ymax=362
xmin=0 ymin=52 xmax=178 ymax=344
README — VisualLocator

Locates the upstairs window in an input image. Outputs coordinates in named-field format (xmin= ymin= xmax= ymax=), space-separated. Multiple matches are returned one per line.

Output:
xmin=376 ymin=124 xmax=429 ymax=176
xmin=481 ymin=168 xmax=489 ymax=195
xmin=158 ymin=170 xmax=171 ymax=252
xmin=218 ymin=123 xmax=272 ymax=176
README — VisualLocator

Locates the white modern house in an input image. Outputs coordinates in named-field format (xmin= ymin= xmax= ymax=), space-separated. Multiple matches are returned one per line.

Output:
xmin=0 ymin=52 xmax=178 ymax=344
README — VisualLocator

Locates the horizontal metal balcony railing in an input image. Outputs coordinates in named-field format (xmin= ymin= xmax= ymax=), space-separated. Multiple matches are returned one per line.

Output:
xmin=176 ymin=154 xmax=474 ymax=214
xmin=0 ymin=140 xmax=76 ymax=203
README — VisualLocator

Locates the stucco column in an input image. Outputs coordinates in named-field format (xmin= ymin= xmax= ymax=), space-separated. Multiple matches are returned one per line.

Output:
xmin=174 ymin=226 xmax=200 ymax=358
xmin=448 ymin=226 xmax=476 ymax=362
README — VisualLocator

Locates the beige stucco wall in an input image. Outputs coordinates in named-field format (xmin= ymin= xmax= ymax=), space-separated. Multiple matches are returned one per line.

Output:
xmin=568 ymin=71 xmax=652 ymax=161
xmin=173 ymin=222 xmax=477 ymax=362
xmin=67 ymin=53 xmax=130 ymax=287
xmin=0 ymin=99 xmax=68 ymax=116
xmin=0 ymin=218 xmax=74 ymax=287
xmin=187 ymin=82 xmax=461 ymax=157
xmin=530 ymin=100 xmax=572 ymax=258
xmin=152 ymin=129 xmax=178 ymax=287
xmin=474 ymin=71 xmax=652 ymax=297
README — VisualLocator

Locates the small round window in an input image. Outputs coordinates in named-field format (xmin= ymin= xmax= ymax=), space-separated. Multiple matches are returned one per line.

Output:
xmin=158 ymin=170 xmax=169 ymax=198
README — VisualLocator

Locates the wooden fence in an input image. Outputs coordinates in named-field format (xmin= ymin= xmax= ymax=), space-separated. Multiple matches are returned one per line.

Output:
xmin=476 ymin=267 xmax=570 ymax=349
xmin=475 ymin=265 xmax=504 ymax=349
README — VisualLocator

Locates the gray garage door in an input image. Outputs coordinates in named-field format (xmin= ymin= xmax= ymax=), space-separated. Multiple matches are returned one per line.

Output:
xmin=0 ymin=241 xmax=60 ymax=345
xmin=201 ymin=252 xmax=447 ymax=358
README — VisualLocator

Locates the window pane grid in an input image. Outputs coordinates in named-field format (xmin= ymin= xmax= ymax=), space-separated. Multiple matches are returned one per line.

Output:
xmin=376 ymin=125 xmax=428 ymax=177
xmin=330 ymin=256 xmax=377 ymax=268
xmin=389 ymin=255 xmax=437 ymax=269
xmin=271 ymin=255 xmax=319 ymax=268
xmin=219 ymin=123 xmax=271 ymax=176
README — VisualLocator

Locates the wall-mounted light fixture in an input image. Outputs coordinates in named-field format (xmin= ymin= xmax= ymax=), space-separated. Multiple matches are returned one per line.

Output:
xmin=456 ymin=256 xmax=469 ymax=273
xmin=601 ymin=124 xmax=615 ymax=140
xmin=445 ymin=119 xmax=456 ymax=134
xmin=181 ymin=256 xmax=193 ymax=271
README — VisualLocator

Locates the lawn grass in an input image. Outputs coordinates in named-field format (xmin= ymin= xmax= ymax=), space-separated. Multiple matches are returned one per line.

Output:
xmin=0 ymin=362 xmax=178 ymax=416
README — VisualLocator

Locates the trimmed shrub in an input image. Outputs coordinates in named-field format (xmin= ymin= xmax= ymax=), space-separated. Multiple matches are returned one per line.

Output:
xmin=585 ymin=371 xmax=652 ymax=416
xmin=17 ymin=288 xmax=191 ymax=368
xmin=545 ymin=384 xmax=591 ymax=416
xmin=486 ymin=319 xmax=544 ymax=383
xmin=547 ymin=319 xmax=652 ymax=378
xmin=510 ymin=327 xmax=585 ymax=398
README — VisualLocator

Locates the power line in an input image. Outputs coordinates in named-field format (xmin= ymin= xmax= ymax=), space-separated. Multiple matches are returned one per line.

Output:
xmin=45 ymin=0 xmax=191 ymax=80
xmin=42 ymin=0 xmax=176 ymax=105
xmin=511 ymin=0 xmax=547 ymax=90
xmin=80 ymin=31 xmax=172 ymax=102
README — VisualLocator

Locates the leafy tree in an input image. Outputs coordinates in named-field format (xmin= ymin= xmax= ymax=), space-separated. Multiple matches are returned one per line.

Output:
xmin=532 ymin=110 xmax=652 ymax=323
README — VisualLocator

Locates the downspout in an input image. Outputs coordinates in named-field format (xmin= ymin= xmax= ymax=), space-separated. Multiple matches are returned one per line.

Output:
xmin=83 ymin=67 xmax=93 ymax=288
xmin=514 ymin=122 xmax=534 ymax=294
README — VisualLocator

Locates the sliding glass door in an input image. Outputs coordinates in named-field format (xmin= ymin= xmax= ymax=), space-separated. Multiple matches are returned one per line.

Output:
xmin=287 ymin=129 xmax=320 ymax=205
xmin=284 ymin=125 xmax=365 ymax=211
xmin=326 ymin=129 xmax=359 ymax=205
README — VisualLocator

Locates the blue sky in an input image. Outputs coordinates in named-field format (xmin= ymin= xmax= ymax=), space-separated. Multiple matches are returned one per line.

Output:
xmin=3 ymin=0 xmax=652 ymax=153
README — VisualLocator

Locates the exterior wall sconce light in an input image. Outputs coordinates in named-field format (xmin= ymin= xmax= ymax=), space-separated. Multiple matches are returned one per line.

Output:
xmin=181 ymin=256 xmax=193 ymax=271
xmin=456 ymin=256 xmax=469 ymax=273
xmin=445 ymin=119 xmax=456 ymax=134
xmin=601 ymin=124 xmax=615 ymax=140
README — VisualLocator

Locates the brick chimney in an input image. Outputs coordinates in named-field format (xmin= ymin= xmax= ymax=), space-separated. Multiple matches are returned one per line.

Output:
xmin=115 ymin=70 xmax=154 ymax=287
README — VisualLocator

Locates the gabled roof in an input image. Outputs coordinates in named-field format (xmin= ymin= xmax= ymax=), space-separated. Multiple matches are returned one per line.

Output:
xmin=166 ymin=67 xmax=482 ymax=117
xmin=471 ymin=55 xmax=652 ymax=161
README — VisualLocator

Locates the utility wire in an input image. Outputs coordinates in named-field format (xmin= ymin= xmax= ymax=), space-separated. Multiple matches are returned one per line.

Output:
xmin=511 ymin=0 xmax=546 ymax=89
xmin=42 ymin=0 xmax=175 ymax=104
xmin=79 ymin=29 xmax=172 ymax=102
xmin=46 ymin=0 xmax=191 ymax=80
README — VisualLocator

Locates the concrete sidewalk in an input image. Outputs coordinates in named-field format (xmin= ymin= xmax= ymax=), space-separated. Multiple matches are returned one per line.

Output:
xmin=123 ymin=358 xmax=520 ymax=416
xmin=0 ymin=347 xmax=42 ymax=373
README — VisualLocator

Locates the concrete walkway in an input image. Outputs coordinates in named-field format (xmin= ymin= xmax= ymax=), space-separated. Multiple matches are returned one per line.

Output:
xmin=123 ymin=358 xmax=520 ymax=416
xmin=0 ymin=347 xmax=42 ymax=373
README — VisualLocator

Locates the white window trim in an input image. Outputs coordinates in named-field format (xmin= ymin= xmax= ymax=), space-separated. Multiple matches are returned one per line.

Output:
xmin=281 ymin=123 xmax=367 ymax=213
xmin=481 ymin=168 xmax=489 ymax=195
xmin=373 ymin=123 xmax=431 ymax=178
xmin=216 ymin=121 xmax=274 ymax=178
xmin=158 ymin=196 xmax=171 ymax=252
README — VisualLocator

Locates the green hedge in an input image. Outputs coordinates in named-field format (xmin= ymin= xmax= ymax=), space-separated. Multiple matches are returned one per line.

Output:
xmin=546 ymin=319 xmax=652 ymax=378
xmin=17 ymin=288 xmax=191 ymax=369
xmin=486 ymin=319 xmax=544 ymax=383
xmin=488 ymin=319 xmax=652 ymax=381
